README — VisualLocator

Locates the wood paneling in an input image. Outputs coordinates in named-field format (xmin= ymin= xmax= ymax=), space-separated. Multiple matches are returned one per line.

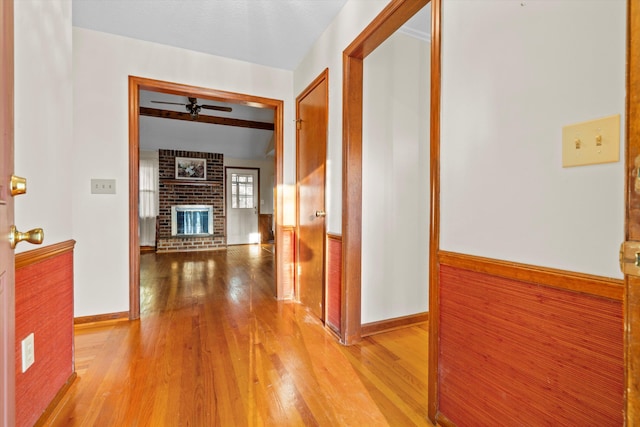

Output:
xmin=439 ymin=264 xmax=623 ymax=425
xmin=15 ymin=244 xmax=75 ymax=427
xmin=326 ymin=233 xmax=342 ymax=333
xmin=439 ymin=251 xmax=623 ymax=301
xmin=259 ymin=214 xmax=273 ymax=243
xmin=14 ymin=240 xmax=75 ymax=270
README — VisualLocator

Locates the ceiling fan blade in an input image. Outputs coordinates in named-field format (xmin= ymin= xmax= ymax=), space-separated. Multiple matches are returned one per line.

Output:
xmin=200 ymin=105 xmax=233 ymax=113
xmin=150 ymin=101 xmax=187 ymax=106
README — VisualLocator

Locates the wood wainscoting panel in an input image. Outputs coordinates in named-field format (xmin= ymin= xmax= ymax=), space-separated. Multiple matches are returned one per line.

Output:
xmin=15 ymin=241 xmax=75 ymax=427
xmin=326 ymin=233 xmax=342 ymax=333
xmin=438 ymin=263 xmax=623 ymax=426
xmin=259 ymin=214 xmax=274 ymax=243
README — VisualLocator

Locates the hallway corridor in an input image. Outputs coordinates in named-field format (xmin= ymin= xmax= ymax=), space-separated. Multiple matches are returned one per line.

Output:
xmin=44 ymin=245 xmax=429 ymax=426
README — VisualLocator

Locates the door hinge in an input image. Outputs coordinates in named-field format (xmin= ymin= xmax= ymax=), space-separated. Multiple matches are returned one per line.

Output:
xmin=620 ymin=241 xmax=640 ymax=276
xmin=296 ymin=119 xmax=302 ymax=130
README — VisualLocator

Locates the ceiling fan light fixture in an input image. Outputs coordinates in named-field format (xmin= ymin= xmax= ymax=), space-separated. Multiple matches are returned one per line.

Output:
xmin=186 ymin=104 xmax=202 ymax=119
xmin=151 ymin=96 xmax=232 ymax=119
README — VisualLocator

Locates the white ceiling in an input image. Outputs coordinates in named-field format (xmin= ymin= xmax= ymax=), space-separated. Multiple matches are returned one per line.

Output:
xmin=72 ymin=0 xmax=350 ymax=71
xmin=73 ymin=0 xmax=430 ymax=159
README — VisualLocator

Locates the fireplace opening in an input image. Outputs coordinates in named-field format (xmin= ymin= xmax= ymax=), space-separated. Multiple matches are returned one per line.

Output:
xmin=171 ymin=205 xmax=214 ymax=237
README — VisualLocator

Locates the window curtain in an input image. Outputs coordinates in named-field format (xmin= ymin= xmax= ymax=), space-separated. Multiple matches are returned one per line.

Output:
xmin=139 ymin=150 xmax=159 ymax=246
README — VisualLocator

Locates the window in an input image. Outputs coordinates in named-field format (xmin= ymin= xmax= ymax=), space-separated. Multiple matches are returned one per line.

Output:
xmin=139 ymin=151 xmax=159 ymax=246
xmin=231 ymin=173 xmax=254 ymax=209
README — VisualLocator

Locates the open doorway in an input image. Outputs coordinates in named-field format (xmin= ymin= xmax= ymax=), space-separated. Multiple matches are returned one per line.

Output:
xmin=341 ymin=0 xmax=432 ymax=342
xmin=128 ymin=76 xmax=285 ymax=319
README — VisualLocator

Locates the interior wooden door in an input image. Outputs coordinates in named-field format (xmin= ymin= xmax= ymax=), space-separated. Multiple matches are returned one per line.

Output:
xmin=296 ymin=70 xmax=328 ymax=321
xmin=0 ymin=0 xmax=16 ymax=424
xmin=624 ymin=0 xmax=640 ymax=422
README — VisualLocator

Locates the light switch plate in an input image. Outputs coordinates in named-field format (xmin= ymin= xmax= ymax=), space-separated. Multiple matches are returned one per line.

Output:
xmin=562 ymin=114 xmax=620 ymax=167
xmin=91 ymin=179 xmax=116 ymax=194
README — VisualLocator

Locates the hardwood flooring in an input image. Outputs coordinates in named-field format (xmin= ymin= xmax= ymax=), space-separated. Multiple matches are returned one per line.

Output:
xmin=43 ymin=245 xmax=430 ymax=426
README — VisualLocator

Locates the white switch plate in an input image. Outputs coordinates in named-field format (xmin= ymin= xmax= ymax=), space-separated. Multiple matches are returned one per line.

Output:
xmin=91 ymin=179 xmax=116 ymax=194
xmin=21 ymin=333 xmax=34 ymax=373
xmin=562 ymin=114 xmax=620 ymax=167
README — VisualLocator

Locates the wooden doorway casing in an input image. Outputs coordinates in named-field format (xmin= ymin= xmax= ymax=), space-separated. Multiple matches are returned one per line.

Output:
xmin=625 ymin=0 xmax=640 ymax=422
xmin=128 ymin=76 xmax=285 ymax=319
xmin=296 ymin=69 xmax=329 ymax=322
xmin=341 ymin=0 xmax=437 ymax=420
xmin=341 ymin=0 xmax=435 ymax=340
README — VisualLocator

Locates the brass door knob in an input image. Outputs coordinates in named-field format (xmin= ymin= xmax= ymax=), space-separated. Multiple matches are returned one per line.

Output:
xmin=10 ymin=175 xmax=27 ymax=196
xmin=315 ymin=210 xmax=326 ymax=218
xmin=9 ymin=226 xmax=44 ymax=249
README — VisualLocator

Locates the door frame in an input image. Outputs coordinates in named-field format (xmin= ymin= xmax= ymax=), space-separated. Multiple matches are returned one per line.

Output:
xmin=341 ymin=0 xmax=438 ymax=420
xmin=625 ymin=0 xmax=639 ymax=421
xmin=225 ymin=166 xmax=261 ymax=245
xmin=341 ymin=0 xmax=435 ymax=341
xmin=295 ymin=68 xmax=329 ymax=318
xmin=128 ymin=76 xmax=285 ymax=319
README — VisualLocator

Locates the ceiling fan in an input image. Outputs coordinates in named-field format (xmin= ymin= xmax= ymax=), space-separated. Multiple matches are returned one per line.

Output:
xmin=150 ymin=97 xmax=232 ymax=119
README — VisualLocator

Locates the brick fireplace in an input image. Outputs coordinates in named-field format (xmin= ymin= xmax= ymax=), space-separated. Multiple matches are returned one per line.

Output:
xmin=156 ymin=149 xmax=225 ymax=252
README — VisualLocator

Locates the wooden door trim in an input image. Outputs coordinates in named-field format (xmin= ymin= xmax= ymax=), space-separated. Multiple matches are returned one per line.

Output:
xmin=295 ymin=68 xmax=329 ymax=315
xmin=625 ymin=0 xmax=640 ymax=421
xmin=128 ymin=76 xmax=285 ymax=319
xmin=341 ymin=0 xmax=433 ymax=341
xmin=428 ymin=1 xmax=442 ymax=422
xmin=440 ymin=251 xmax=623 ymax=301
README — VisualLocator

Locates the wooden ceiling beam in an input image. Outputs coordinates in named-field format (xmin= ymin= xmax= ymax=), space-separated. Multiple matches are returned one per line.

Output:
xmin=139 ymin=107 xmax=274 ymax=131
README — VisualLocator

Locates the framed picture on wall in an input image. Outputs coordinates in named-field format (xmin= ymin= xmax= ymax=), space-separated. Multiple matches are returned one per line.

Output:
xmin=175 ymin=157 xmax=206 ymax=180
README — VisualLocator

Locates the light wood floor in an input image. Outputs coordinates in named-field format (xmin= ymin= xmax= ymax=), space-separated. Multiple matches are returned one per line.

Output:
xmin=43 ymin=245 xmax=430 ymax=426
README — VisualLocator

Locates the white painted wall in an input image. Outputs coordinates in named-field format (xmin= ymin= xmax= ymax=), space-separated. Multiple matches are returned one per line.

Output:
xmin=73 ymin=28 xmax=294 ymax=316
xmin=294 ymin=0 xmax=390 ymax=234
xmin=440 ymin=0 xmax=626 ymax=279
xmin=361 ymin=33 xmax=430 ymax=323
xmin=14 ymin=0 xmax=73 ymax=252
xmin=224 ymin=157 xmax=275 ymax=215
